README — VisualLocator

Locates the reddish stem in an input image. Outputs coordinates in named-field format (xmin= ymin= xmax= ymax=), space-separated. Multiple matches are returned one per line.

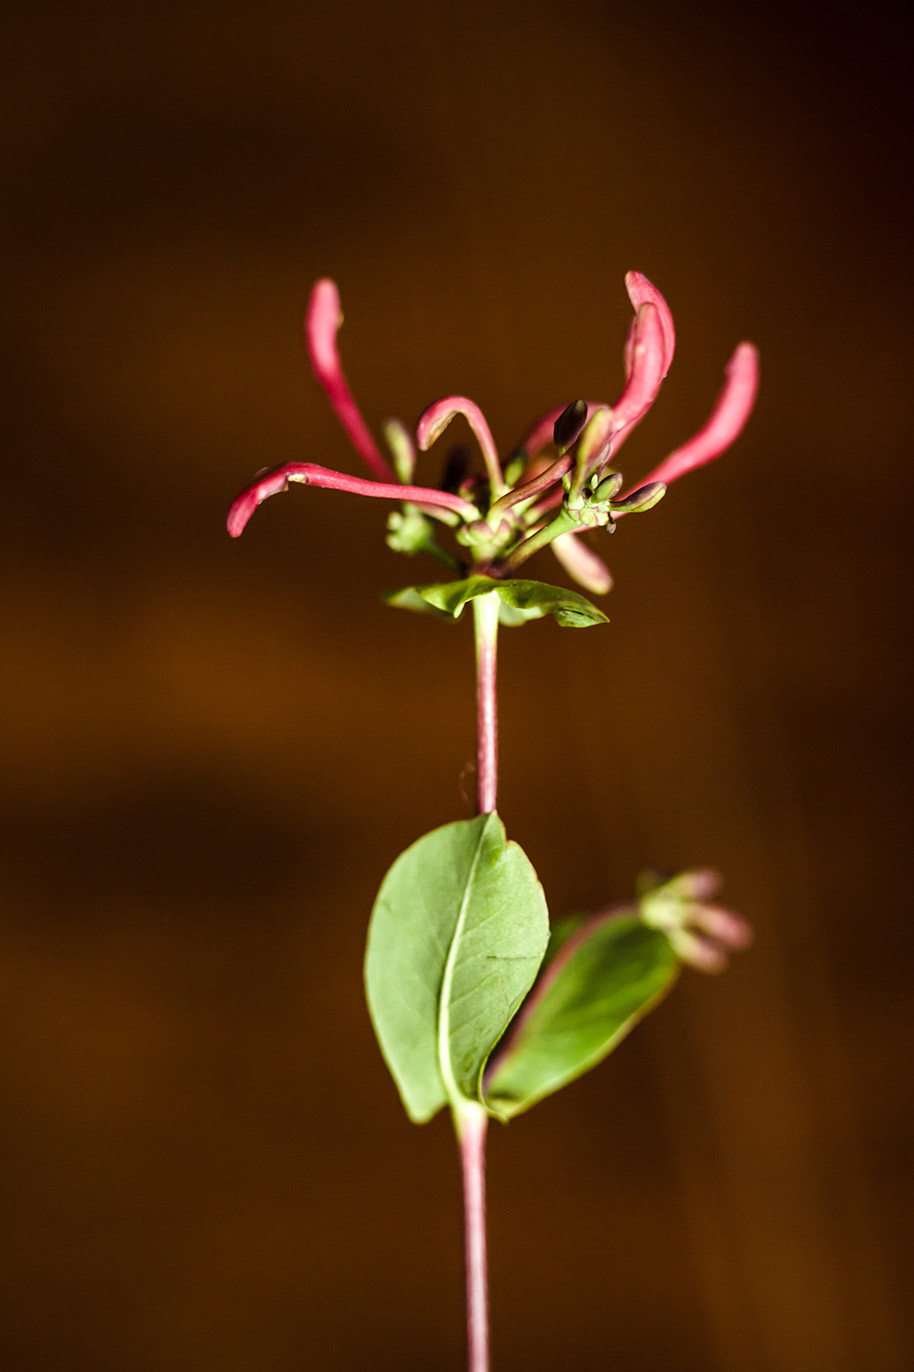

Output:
xmin=457 ymin=1103 xmax=490 ymax=1372
xmin=473 ymin=592 xmax=500 ymax=815
xmin=454 ymin=593 xmax=499 ymax=1372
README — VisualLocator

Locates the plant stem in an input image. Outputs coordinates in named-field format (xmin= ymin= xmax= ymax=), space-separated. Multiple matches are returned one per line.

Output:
xmin=458 ymin=592 xmax=499 ymax=1372
xmin=499 ymin=508 xmax=578 ymax=574
xmin=456 ymin=1101 xmax=490 ymax=1372
xmin=473 ymin=591 xmax=500 ymax=815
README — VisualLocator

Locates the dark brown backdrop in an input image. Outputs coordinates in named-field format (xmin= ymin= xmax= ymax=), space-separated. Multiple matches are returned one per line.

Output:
xmin=2 ymin=1 xmax=912 ymax=1369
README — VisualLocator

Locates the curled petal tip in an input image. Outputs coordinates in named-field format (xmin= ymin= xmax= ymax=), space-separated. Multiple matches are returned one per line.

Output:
xmin=415 ymin=396 xmax=504 ymax=492
xmin=226 ymin=460 xmax=479 ymax=532
xmin=306 ymin=278 xmax=343 ymax=375
xmin=303 ymin=279 xmax=394 ymax=481
xmin=226 ymin=466 xmax=292 ymax=537
xmin=724 ymin=342 xmax=761 ymax=413
xmin=624 ymin=271 xmax=676 ymax=377
xmin=226 ymin=501 xmax=252 ymax=537
xmin=415 ymin=399 xmax=454 ymax=452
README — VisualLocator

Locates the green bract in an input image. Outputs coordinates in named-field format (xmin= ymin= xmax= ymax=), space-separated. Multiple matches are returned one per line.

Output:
xmin=386 ymin=575 xmax=608 ymax=628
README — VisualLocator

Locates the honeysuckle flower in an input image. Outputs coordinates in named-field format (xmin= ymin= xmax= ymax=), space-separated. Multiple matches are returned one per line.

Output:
xmin=226 ymin=272 xmax=759 ymax=603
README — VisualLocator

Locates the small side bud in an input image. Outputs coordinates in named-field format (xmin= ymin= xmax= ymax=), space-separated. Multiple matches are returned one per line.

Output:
xmin=639 ymin=869 xmax=752 ymax=975
xmin=592 ymin=471 xmax=624 ymax=502
xmin=575 ymin=407 xmax=613 ymax=470
xmin=387 ymin=506 xmax=433 ymax=555
xmin=611 ymin=481 xmax=666 ymax=513
xmin=673 ymin=869 xmax=721 ymax=901
xmin=503 ymin=448 xmax=527 ymax=487
xmin=553 ymin=400 xmax=588 ymax=454
xmin=384 ymin=419 xmax=416 ymax=483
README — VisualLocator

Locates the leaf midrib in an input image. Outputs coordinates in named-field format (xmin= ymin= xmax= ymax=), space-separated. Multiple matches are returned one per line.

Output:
xmin=436 ymin=816 xmax=489 ymax=1106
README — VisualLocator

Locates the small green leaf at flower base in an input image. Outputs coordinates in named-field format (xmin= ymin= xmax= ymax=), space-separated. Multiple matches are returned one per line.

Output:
xmin=364 ymin=814 xmax=550 ymax=1123
xmin=494 ymin=579 xmax=608 ymax=627
xmin=483 ymin=909 xmax=679 ymax=1120
xmin=384 ymin=585 xmax=454 ymax=619
xmin=385 ymin=575 xmax=608 ymax=628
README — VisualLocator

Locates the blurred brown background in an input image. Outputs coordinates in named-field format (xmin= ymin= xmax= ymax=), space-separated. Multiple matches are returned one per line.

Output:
xmin=2 ymin=1 xmax=912 ymax=1368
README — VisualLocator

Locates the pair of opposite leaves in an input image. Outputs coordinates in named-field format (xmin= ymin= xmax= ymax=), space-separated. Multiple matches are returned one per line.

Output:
xmin=365 ymin=812 xmax=679 ymax=1123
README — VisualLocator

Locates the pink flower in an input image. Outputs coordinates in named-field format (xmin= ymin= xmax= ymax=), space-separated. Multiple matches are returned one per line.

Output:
xmin=227 ymin=273 xmax=759 ymax=597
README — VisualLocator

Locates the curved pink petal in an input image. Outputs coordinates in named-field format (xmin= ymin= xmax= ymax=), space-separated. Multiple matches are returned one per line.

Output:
xmin=636 ymin=342 xmax=759 ymax=490
xmin=226 ymin=467 xmax=292 ymax=538
xmin=610 ymin=302 xmax=666 ymax=436
xmin=306 ymin=279 xmax=395 ymax=482
xmin=416 ymin=396 xmax=505 ymax=494
xmin=227 ymin=462 xmax=479 ymax=538
xmin=624 ymin=271 xmax=676 ymax=378
xmin=551 ymin=531 xmax=613 ymax=595
xmin=516 ymin=275 xmax=672 ymax=462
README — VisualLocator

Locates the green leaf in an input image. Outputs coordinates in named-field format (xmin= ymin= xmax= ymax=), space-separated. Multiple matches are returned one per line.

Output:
xmin=385 ymin=575 xmax=608 ymax=628
xmin=494 ymin=579 xmax=608 ymax=627
xmin=364 ymin=814 xmax=550 ymax=1123
xmin=496 ymin=598 xmax=545 ymax=627
xmin=484 ymin=911 xmax=679 ymax=1120
xmin=383 ymin=585 xmax=453 ymax=619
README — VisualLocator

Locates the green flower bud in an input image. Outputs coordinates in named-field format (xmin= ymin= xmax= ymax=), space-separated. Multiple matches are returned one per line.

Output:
xmin=503 ymin=448 xmax=527 ymax=487
xmin=592 ymin=470 xmax=624 ymax=501
xmin=383 ymin=419 xmax=416 ymax=484
xmin=611 ymin=481 xmax=666 ymax=514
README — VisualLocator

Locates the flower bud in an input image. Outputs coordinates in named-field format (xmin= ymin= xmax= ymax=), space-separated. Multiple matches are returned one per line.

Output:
xmin=592 ymin=470 xmax=624 ymax=502
xmin=638 ymin=869 xmax=752 ymax=974
xmin=611 ymin=481 xmax=666 ymax=514
xmin=502 ymin=448 xmax=527 ymax=487
xmin=387 ymin=506 xmax=433 ymax=555
xmin=384 ymin=419 xmax=416 ymax=483
xmin=575 ymin=407 xmax=613 ymax=470
xmin=553 ymin=400 xmax=588 ymax=454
